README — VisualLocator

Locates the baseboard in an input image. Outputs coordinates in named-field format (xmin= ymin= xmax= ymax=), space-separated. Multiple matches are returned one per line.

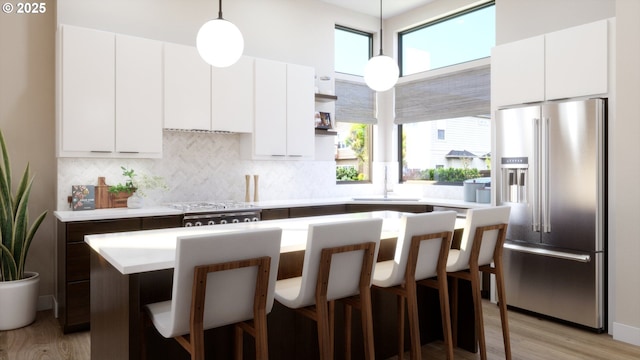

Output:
xmin=37 ymin=294 xmax=54 ymax=312
xmin=613 ymin=321 xmax=640 ymax=346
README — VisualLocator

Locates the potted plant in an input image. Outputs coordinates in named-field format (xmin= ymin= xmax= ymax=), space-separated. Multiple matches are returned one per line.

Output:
xmin=108 ymin=166 xmax=167 ymax=208
xmin=108 ymin=167 xmax=137 ymax=208
xmin=0 ymin=129 xmax=47 ymax=330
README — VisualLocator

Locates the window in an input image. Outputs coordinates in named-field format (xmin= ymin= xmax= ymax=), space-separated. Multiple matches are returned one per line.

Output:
xmin=335 ymin=25 xmax=372 ymax=76
xmin=399 ymin=2 xmax=495 ymax=76
xmin=397 ymin=3 xmax=494 ymax=184
xmin=334 ymin=26 xmax=374 ymax=183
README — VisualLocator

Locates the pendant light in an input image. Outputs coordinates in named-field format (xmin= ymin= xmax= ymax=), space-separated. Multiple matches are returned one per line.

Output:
xmin=364 ymin=0 xmax=399 ymax=92
xmin=196 ymin=0 xmax=244 ymax=68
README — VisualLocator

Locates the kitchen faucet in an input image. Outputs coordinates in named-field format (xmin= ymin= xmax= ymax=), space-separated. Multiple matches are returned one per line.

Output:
xmin=383 ymin=165 xmax=388 ymax=199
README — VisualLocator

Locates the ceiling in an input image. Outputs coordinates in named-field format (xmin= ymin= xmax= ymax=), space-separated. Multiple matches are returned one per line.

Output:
xmin=319 ymin=0 xmax=436 ymax=18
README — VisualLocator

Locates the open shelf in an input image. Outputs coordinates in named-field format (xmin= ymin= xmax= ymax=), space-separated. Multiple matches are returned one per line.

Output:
xmin=315 ymin=128 xmax=338 ymax=136
xmin=315 ymin=93 xmax=338 ymax=102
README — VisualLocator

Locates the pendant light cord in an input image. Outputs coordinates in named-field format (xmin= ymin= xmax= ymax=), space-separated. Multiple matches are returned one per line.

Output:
xmin=378 ymin=0 xmax=384 ymax=56
xmin=218 ymin=0 xmax=223 ymax=19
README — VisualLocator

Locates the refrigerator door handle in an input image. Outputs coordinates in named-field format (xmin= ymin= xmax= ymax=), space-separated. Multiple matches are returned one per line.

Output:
xmin=532 ymin=118 xmax=541 ymax=232
xmin=542 ymin=117 xmax=551 ymax=233
xmin=504 ymin=243 xmax=591 ymax=263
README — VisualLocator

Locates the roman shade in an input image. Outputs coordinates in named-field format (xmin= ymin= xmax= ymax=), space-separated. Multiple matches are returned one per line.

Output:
xmin=394 ymin=64 xmax=490 ymax=124
xmin=335 ymin=79 xmax=377 ymax=125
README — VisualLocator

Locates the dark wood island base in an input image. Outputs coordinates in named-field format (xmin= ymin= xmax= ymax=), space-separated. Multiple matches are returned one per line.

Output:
xmin=90 ymin=249 xmax=477 ymax=360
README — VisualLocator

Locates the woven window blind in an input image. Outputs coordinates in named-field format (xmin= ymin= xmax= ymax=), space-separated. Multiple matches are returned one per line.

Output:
xmin=335 ymin=79 xmax=377 ymax=124
xmin=394 ymin=64 xmax=490 ymax=124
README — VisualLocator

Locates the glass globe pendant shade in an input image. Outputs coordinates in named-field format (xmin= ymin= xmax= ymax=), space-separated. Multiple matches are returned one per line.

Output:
xmin=196 ymin=18 xmax=244 ymax=68
xmin=364 ymin=55 xmax=399 ymax=92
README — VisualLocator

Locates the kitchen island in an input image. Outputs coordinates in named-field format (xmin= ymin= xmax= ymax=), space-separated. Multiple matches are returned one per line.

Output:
xmin=86 ymin=211 xmax=477 ymax=360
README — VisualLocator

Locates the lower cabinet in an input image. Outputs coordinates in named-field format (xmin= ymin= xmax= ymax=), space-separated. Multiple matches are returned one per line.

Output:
xmin=288 ymin=204 xmax=347 ymax=218
xmin=56 ymin=215 xmax=182 ymax=333
xmin=260 ymin=208 xmax=289 ymax=220
xmin=346 ymin=204 xmax=433 ymax=213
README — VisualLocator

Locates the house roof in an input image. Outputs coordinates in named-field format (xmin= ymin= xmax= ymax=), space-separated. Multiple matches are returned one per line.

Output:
xmin=445 ymin=150 xmax=476 ymax=158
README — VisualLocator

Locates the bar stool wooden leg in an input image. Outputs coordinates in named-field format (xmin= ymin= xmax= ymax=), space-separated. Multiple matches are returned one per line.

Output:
xmin=397 ymin=294 xmax=405 ymax=359
xmin=405 ymin=280 xmax=421 ymax=360
xmin=450 ymin=276 xmax=459 ymax=348
xmin=360 ymin=286 xmax=376 ymax=360
xmin=437 ymin=271 xmax=454 ymax=360
xmin=494 ymin=262 xmax=511 ymax=360
xmin=469 ymin=266 xmax=487 ymax=360
xmin=234 ymin=324 xmax=243 ymax=360
xmin=315 ymin=300 xmax=333 ymax=360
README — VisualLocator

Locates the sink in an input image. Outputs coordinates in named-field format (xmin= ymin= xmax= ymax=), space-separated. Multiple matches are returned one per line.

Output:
xmin=352 ymin=196 xmax=421 ymax=202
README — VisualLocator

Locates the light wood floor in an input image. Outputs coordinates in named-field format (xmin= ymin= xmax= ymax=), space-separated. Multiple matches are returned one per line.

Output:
xmin=1 ymin=300 xmax=639 ymax=360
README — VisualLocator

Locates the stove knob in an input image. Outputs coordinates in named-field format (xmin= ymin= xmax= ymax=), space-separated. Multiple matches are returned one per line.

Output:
xmin=244 ymin=218 xmax=251 ymax=222
xmin=208 ymin=220 xmax=215 ymax=225
xmin=252 ymin=217 xmax=259 ymax=222
xmin=220 ymin=219 xmax=227 ymax=224
xmin=232 ymin=219 xmax=240 ymax=223
xmin=195 ymin=221 xmax=203 ymax=226
xmin=185 ymin=222 xmax=193 ymax=227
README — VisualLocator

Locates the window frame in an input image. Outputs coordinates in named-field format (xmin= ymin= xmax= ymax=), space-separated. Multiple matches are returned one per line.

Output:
xmin=335 ymin=25 xmax=374 ymax=77
xmin=334 ymin=25 xmax=375 ymax=184
xmin=398 ymin=1 xmax=495 ymax=77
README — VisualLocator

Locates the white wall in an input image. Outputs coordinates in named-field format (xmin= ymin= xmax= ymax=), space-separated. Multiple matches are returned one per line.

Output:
xmin=613 ymin=0 xmax=640 ymax=346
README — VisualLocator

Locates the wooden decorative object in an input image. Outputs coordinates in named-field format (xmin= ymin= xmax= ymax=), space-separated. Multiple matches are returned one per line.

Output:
xmin=109 ymin=191 xmax=132 ymax=208
xmin=95 ymin=177 xmax=110 ymax=209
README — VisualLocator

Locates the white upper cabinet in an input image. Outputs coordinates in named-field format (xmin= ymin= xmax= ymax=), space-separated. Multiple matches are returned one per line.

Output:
xmin=58 ymin=25 xmax=163 ymax=158
xmin=115 ymin=34 xmax=163 ymax=155
xmin=164 ymin=42 xmax=211 ymax=131
xmin=253 ymin=58 xmax=287 ymax=157
xmin=545 ymin=20 xmax=608 ymax=101
xmin=286 ymin=63 xmax=315 ymax=158
xmin=491 ymin=19 xmax=609 ymax=107
xmin=59 ymin=25 xmax=115 ymax=154
xmin=211 ymin=56 xmax=254 ymax=133
xmin=241 ymin=59 xmax=314 ymax=160
xmin=164 ymin=43 xmax=253 ymax=133
xmin=491 ymin=36 xmax=545 ymax=107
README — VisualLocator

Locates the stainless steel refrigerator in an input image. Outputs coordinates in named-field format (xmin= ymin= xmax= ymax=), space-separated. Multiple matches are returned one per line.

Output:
xmin=495 ymin=98 xmax=606 ymax=332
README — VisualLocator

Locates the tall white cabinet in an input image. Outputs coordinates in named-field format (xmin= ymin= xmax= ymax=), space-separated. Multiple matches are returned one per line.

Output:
xmin=58 ymin=25 xmax=163 ymax=158
xmin=59 ymin=25 xmax=115 ymax=154
xmin=241 ymin=59 xmax=314 ymax=159
xmin=115 ymin=34 xmax=163 ymax=154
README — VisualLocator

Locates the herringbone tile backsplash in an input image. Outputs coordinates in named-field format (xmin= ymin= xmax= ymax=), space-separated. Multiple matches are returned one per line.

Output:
xmin=56 ymin=131 xmax=342 ymax=210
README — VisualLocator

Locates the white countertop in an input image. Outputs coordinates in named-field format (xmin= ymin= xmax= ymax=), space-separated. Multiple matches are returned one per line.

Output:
xmin=85 ymin=211 xmax=410 ymax=275
xmin=55 ymin=196 xmax=488 ymax=222
xmin=54 ymin=206 xmax=183 ymax=222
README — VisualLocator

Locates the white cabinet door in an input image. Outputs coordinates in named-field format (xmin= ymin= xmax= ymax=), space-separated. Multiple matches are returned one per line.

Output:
xmin=491 ymin=35 xmax=545 ymax=107
xmin=253 ymin=59 xmax=287 ymax=157
xmin=286 ymin=63 xmax=314 ymax=158
xmin=60 ymin=25 xmax=115 ymax=154
xmin=164 ymin=42 xmax=211 ymax=131
xmin=115 ymin=35 xmax=163 ymax=156
xmin=211 ymin=56 xmax=254 ymax=133
xmin=545 ymin=20 xmax=608 ymax=100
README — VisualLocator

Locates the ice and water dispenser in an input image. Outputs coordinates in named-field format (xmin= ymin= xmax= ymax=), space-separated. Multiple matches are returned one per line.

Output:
xmin=501 ymin=157 xmax=528 ymax=203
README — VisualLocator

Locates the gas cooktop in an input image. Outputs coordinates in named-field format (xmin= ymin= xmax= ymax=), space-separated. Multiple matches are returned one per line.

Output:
xmin=167 ymin=201 xmax=259 ymax=213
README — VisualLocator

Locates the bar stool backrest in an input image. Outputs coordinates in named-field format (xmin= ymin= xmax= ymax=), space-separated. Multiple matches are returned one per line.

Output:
xmin=447 ymin=206 xmax=511 ymax=272
xmin=167 ymin=227 xmax=282 ymax=337
xmin=374 ymin=211 xmax=457 ymax=288
xmin=290 ymin=218 xmax=383 ymax=308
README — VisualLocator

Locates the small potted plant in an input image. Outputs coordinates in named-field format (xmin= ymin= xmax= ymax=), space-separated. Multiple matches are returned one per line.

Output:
xmin=108 ymin=167 xmax=137 ymax=208
xmin=109 ymin=166 xmax=167 ymax=208
xmin=0 ymin=129 xmax=47 ymax=330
